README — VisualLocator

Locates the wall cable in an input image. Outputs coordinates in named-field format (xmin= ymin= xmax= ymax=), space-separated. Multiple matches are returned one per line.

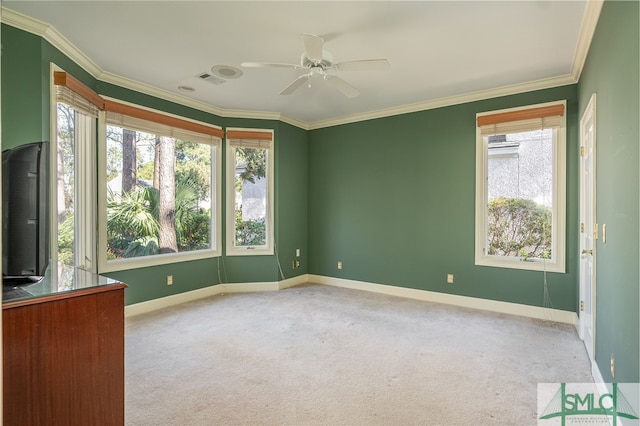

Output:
xmin=543 ymin=257 xmax=554 ymax=310
xmin=538 ymin=124 xmax=555 ymax=314
xmin=217 ymin=255 xmax=229 ymax=286
xmin=273 ymin=240 xmax=286 ymax=282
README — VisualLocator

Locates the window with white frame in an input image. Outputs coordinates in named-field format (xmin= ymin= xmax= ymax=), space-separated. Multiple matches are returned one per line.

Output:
xmin=475 ymin=101 xmax=566 ymax=272
xmin=53 ymin=70 xmax=99 ymax=275
xmin=98 ymin=101 xmax=222 ymax=272
xmin=225 ymin=129 xmax=274 ymax=256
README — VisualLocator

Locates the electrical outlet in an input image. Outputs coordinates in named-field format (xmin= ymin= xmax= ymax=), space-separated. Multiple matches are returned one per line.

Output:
xmin=167 ymin=275 xmax=173 ymax=286
xmin=337 ymin=261 xmax=343 ymax=270
xmin=292 ymin=260 xmax=300 ymax=269
xmin=611 ymin=354 xmax=615 ymax=378
xmin=447 ymin=274 xmax=454 ymax=284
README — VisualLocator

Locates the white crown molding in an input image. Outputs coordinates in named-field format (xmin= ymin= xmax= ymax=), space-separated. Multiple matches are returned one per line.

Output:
xmin=99 ymin=70 xmax=226 ymax=116
xmin=220 ymin=105 xmax=308 ymax=130
xmin=2 ymin=3 xmax=601 ymax=131
xmin=0 ymin=6 xmax=309 ymax=129
xmin=99 ymin=71 xmax=309 ymax=129
xmin=1 ymin=7 xmax=103 ymax=78
xmin=307 ymin=73 xmax=578 ymax=130
xmin=1 ymin=7 xmax=49 ymax=36
xmin=570 ymin=0 xmax=604 ymax=82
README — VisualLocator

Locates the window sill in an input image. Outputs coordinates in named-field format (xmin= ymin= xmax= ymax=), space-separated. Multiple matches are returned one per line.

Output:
xmin=99 ymin=249 xmax=220 ymax=273
xmin=475 ymin=255 xmax=565 ymax=273
xmin=226 ymin=247 xmax=274 ymax=257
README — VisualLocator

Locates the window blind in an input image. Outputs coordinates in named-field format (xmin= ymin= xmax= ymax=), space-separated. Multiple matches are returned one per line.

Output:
xmin=477 ymin=103 xmax=564 ymax=136
xmin=105 ymin=101 xmax=223 ymax=145
xmin=54 ymin=71 xmax=103 ymax=117
xmin=226 ymin=129 xmax=273 ymax=149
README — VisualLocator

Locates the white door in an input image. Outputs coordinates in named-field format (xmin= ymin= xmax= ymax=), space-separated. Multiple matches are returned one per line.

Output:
xmin=579 ymin=94 xmax=596 ymax=362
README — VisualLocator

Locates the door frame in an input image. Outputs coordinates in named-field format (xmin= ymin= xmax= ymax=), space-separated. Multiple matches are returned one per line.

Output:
xmin=579 ymin=93 xmax=596 ymax=362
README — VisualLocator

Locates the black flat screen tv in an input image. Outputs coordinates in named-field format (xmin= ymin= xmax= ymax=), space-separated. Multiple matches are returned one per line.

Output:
xmin=2 ymin=141 xmax=50 ymax=284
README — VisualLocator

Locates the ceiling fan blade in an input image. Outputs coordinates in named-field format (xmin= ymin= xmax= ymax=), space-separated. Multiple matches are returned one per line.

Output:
xmin=325 ymin=75 xmax=360 ymax=98
xmin=279 ymin=74 xmax=310 ymax=95
xmin=334 ymin=59 xmax=390 ymax=71
xmin=241 ymin=62 xmax=299 ymax=69
xmin=302 ymin=33 xmax=324 ymax=62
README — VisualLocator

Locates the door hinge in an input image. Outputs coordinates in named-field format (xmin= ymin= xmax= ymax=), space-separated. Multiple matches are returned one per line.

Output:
xmin=580 ymin=223 xmax=585 ymax=233
xmin=594 ymin=223 xmax=599 ymax=240
xmin=580 ymin=146 xmax=585 ymax=157
xmin=580 ymin=300 xmax=585 ymax=312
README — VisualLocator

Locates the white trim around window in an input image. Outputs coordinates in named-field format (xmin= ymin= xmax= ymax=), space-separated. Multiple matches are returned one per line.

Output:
xmin=97 ymin=102 xmax=223 ymax=273
xmin=225 ymin=128 xmax=275 ymax=256
xmin=475 ymin=100 xmax=567 ymax=273
xmin=51 ymin=64 xmax=98 ymax=273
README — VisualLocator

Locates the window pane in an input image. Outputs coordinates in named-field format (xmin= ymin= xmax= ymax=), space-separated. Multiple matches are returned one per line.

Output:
xmin=56 ymin=103 xmax=76 ymax=267
xmin=486 ymin=129 xmax=553 ymax=259
xmin=105 ymin=125 xmax=213 ymax=260
xmin=233 ymin=147 xmax=267 ymax=247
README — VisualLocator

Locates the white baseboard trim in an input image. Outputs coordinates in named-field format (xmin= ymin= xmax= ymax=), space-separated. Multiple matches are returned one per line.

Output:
xmin=126 ymin=273 xmax=577 ymax=325
xmin=308 ymin=274 xmax=578 ymax=325
xmin=278 ymin=274 xmax=309 ymax=290
xmin=125 ymin=274 xmax=309 ymax=317
xmin=592 ymin=361 xmax=607 ymax=389
xmin=125 ymin=284 xmax=222 ymax=317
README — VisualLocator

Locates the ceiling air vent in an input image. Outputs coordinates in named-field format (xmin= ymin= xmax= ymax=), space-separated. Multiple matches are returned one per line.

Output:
xmin=196 ymin=72 xmax=226 ymax=85
xmin=211 ymin=65 xmax=243 ymax=79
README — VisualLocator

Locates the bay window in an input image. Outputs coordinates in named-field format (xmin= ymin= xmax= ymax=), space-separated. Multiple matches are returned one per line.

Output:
xmin=98 ymin=101 xmax=222 ymax=272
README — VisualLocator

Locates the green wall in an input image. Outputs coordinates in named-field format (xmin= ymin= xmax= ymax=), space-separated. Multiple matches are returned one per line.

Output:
xmin=578 ymin=0 xmax=639 ymax=383
xmin=1 ymin=26 xmax=44 ymax=148
xmin=1 ymin=23 xmax=309 ymax=305
xmin=1 ymin=25 xmax=98 ymax=148
xmin=274 ymin=122 xmax=309 ymax=278
xmin=308 ymin=85 xmax=581 ymax=311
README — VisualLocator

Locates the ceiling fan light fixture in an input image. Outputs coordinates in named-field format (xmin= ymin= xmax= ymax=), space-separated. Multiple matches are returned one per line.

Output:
xmin=244 ymin=33 xmax=388 ymax=98
xmin=300 ymin=50 xmax=333 ymax=69
xmin=211 ymin=65 xmax=243 ymax=79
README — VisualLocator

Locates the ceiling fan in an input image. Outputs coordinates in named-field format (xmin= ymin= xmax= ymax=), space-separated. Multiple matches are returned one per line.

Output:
xmin=241 ymin=34 xmax=390 ymax=98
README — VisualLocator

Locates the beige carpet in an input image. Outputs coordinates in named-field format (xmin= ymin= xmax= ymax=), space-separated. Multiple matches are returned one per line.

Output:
xmin=125 ymin=283 xmax=592 ymax=425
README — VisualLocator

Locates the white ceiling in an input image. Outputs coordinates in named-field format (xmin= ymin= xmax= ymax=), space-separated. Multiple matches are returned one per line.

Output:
xmin=2 ymin=1 xmax=597 ymax=129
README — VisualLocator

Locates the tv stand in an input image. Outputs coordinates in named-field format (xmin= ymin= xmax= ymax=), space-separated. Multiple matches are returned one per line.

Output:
xmin=3 ymin=280 xmax=126 ymax=425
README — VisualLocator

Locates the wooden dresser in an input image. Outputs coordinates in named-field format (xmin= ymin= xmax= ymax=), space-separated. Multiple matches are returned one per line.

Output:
xmin=3 ymin=280 xmax=126 ymax=425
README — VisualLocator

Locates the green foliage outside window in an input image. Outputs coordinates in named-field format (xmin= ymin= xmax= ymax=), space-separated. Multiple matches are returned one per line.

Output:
xmin=236 ymin=148 xmax=266 ymax=185
xmin=57 ymin=214 xmax=75 ymax=266
xmin=488 ymin=197 xmax=551 ymax=259
xmin=106 ymin=175 xmax=210 ymax=259
xmin=234 ymin=147 xmax=267 ymax=246
xmin=234 ymin=213 xmax=266 ymax=246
